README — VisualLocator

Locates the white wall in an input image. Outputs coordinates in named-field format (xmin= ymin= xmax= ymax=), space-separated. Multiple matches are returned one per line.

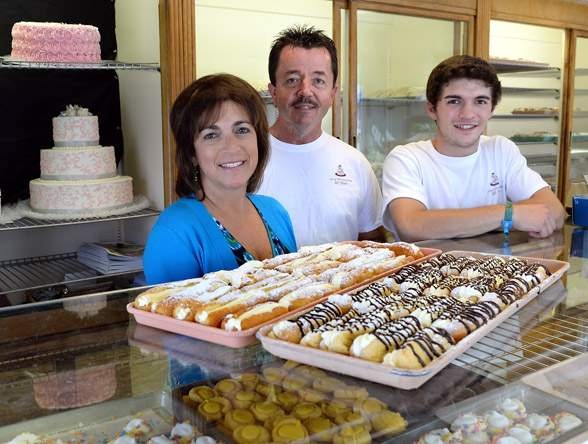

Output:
xmin=194 ymin=0 xmax=334 ymax=132
xmin=115 ymin=0 xmax=164 ymax=216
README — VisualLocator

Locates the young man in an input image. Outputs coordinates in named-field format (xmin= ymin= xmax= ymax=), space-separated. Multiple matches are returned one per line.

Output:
xmin=382 ymin=55 xmax=566 ymax=242
xmin=258 ymin=25 xmax=384 ymax=247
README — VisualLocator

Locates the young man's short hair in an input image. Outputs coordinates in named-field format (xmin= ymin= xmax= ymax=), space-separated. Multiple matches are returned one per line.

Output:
xmin=426 ymin=55 xmax=502 ymax=109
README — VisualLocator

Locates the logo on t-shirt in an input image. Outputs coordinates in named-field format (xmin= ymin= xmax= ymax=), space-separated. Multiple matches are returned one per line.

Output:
xmin=488 ymin=172 xmax=501 ymax=196
xmin=330 ymin=164 xmax=352 ymax=185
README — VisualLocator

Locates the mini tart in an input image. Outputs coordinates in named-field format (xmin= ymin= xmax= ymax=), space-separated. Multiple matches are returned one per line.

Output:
xmin=323 ymin=400 xmax=351 ymax=419
xmin=232 ymin=424 xmax=270 ymax=444
xmin=334 ymin=411 xmax=372 ymax=431
xmin=304 ymin=416 xmax=335 ymax=442
xmin=299 ymin=387 xmax=328 ymax=403
xmin=262 ymin=366 xmax=288 ymax=384
xmin=256 ymin=382 xmax=282 ymax=397
xmin=282 ymin=360 xmax=300 ymax=371
xmin=264 ymin=413 xmax=292 ymax=431
xmin=251 ymin=401 xmax=284 ymax=422
xmin=282 ymin=374 xmax=309 ymax=391
xmin=214 ymin=378 xmax=242 ymax=398
xmin=332 ymin=424 xmax=373 ymax=444
xmin=224 ymin=408 xmax=256 ymax=431
xmin=334 ymin=385 xmax=369 ymax=401
xmin=292 ymin=402 xmax=323 ymax=420
xmin=353 ymin=398 xmax=387 ymax=418
xmin=371 ymin=410 xmax=407 ymax=436
xmin=208 ymin=396 xmax=232 ymax=413
xmin=293 ymin=364 xmax=326 ymax=380
xmin=233 ymin=390 xmax=261 ymax=409
xmin=276 ymin=391 xmax=300 ymax=412
xmin=271 ymin=417 xmax=309 ymax=443
xmin=197 ymin=399 xmax=225 ymax=422
xmin=188 ymin=385 xmax=216 ymax=403
xmin=313 ymin=376 xmax=345 ymax=393
xmin=237 ymin=373 xmax=259 ymax=390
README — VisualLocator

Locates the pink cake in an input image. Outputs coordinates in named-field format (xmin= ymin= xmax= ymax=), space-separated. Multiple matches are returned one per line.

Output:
xmin=29 ymin=105 xmax=135 ymax=214
xmin=11 ymin=21 xmax=101 ymax=62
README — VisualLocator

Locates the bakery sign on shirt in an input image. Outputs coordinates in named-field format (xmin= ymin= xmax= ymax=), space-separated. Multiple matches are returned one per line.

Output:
xmin=487 ymin=171 xmax=502 ymax=198
xmin=330 ymin=164 xmax=352 ymax=185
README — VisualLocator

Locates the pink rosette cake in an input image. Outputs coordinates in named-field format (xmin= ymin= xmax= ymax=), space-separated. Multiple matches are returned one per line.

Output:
xmin=11 ymin=21 xmax=101 ymax=62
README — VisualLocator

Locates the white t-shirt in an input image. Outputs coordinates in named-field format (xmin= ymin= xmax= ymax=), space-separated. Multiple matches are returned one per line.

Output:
xmin=259 ymin=132 xmax=383 ymax=247
xmin=381 ymin=135 xmax=549 ymax=235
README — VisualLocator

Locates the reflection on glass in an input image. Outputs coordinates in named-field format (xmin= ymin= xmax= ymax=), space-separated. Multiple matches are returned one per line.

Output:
xmin=356 ymin=11 xmax=467 ymax=182
xmin=488 ymin=20 xmax=565 ymax=192
xmin=567 ymin=37 xmax=588 ymax=206
xmin=194 ymin=0 xmax=333 ymax=131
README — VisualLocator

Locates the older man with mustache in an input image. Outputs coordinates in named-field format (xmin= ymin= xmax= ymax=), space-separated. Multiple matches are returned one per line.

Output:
xmin=259 ymin=25 xmax=384 ymax=247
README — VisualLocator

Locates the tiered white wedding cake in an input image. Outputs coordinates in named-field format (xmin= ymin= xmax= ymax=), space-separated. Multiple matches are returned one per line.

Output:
xmin=29 ymin=105 xmax=135 ymax=214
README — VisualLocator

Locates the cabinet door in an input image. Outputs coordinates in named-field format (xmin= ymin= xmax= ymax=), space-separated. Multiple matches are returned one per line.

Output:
xmin=350 ymin=7 xmax=470 ymax=182
xmin=487 ymin=20 xmax=565 ymax=194
xmin=566 ymin=35 xmax=588 ymax=206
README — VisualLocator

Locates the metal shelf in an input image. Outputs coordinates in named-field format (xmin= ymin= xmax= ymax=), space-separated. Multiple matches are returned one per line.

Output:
xmin=490 ymin=60 xmax=556 ymax=74
xmin=0 ymin=252 xmax=142 ymax=295
xmin=493 ymin=114 xmax=558 ymax=119
xmin=0 ymin=56 xmax=159 ymax=71
xmin=502 ymin=86 xmax=559 ymax=96
xmin=0 ymin=207 xmax=159 ymax=231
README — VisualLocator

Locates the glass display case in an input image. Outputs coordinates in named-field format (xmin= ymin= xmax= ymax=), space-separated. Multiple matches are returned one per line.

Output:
xmin=488 ymin=20 xmax=566 ymax=191
xmin=566 ymin=35 xmax=588 ymax=207
xmin=352 ymin=9 xmax=469 ymax=181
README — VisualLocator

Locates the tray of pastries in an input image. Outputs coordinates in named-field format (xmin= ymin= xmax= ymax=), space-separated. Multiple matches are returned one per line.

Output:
xmin=258 ymin=251 xmax=569 ymax=390
xmin=395 ymin=382 xmax=587 ymax=443
xmin=0 ymin=390 xmax=219 ymax=444
xmin=522 ymin=353 xmax=588 ymax=410
xmin=128 ymin=241 xmax=439 ymax=348
xmin=177 ymin=359 xmax=407 ymax=443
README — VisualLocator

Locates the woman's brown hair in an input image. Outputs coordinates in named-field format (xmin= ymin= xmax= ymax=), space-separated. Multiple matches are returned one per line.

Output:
xmin=170 ymin=73 xmax=270 ymax=199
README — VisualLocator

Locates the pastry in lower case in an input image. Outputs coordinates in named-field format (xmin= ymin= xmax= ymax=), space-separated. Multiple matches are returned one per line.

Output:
xmin=485 ymin=410 xmax=512 ymax=435
xmin=188 ymin=385 xmax=216 ymax=403
xmin=334 ymin=385 xmax=369 ymax=403
xmin=497 ymin=398 xmax=527 ymax=421
xmin=462 ymin=430 xmax=489 ymax=443
xmin=232 ymin=390 xmax=262 ymax=409
xmin=416 ymin=427 xmax=462 ymax=444
xmin=169 ymin=421 xmax=196 ymax=443
xmin=271 ymin=416 xmax=309 ymax=443
xmin=370 ymin=410 xmax=407 ymax=436
xmin=313 ymin=375 xmax=346 ymax=393
xmin=304 ymin=416 xmax=335 ymax=442
xmin=224 ymin=408 xmax=256 ymax=431
xmin=323 ymin=399 xmax=351 ymax=419
xmin=214 ymin=378 xmax=242 ymax=399
xmin=292 ymin=401 xmax=323 ymax=420
xmin=232 ymin=424 xmax=271 ymax=444
xmin=382 ymin=327 xmax=455 ymax=369
xmin=250 ymin=400 xmax=285 ymax=421
xmin=334 ymin=411 xmax=372 ymax=431
xmin=353 ymin=397 xmax=387 ymax=418
xmin=276 ymin=390 xmax=300 ymax=411
xmin=6 ymin=434 xmax=64 ymax=444
xmin=299 ymin=387 xmax=328 ymax=403
xmin=332 ymin=424 xmax=372 ymax=444
xmin=523 ymin=413 xmax=555 ymax=441
xmin=498 ymin=425 xmax=535 ymax=444
xmin=235 ymin=372 xmax=258 ymax=390
xmin=198 ymin=398 xmax=228 ymax=421
xmin=271 ymin=294 xmax=353 ymax=343
xmin=553 ymin=411 xmax=582 ymax=433
xmin=122 ymin=418 xmax=152 ymax=437
xmin=450 ymin=413 xmax=487 ymax=435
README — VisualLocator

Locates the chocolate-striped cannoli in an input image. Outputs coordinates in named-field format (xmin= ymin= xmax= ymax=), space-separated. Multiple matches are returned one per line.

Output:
xmin=399 ymin=268 xmax=443 ymax=293
xmin=440 ymin=256 xmax=478 ymax=276
xmin=382 ymin=327 xmax=455 ymax=369
xmin=432 ymin=301 xmax=502 ymax=341
xmin=450 ymin=275 xmax=504 ymax=304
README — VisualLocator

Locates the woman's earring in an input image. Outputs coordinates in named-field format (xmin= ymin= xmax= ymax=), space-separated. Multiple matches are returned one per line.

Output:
xmin=193 ymin=166 xmax=200 ymax=184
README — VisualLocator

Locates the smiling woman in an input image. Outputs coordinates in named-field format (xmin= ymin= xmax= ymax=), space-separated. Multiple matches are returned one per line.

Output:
xmin=143 ymin=74 xmax=297 ymax=285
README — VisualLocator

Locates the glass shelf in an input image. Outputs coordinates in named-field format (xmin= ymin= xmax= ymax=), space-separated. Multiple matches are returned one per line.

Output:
xmin=0 ymin=56 xmax=160 ymax=71
xmin=490 ymin=59 xmax=557 ymax=74
xmin=0 ymin=252 xmax=142 ymax=296
xmin=0 ymin=208 xmax=159 ymax=231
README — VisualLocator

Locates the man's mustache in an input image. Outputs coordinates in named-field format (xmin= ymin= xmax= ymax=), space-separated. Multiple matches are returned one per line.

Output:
xmin=290 ymin=96 xmax=318 ymax=107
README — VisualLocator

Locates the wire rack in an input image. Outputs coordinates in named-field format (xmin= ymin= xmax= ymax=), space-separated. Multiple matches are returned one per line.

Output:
xmin=0 ymin=56 xmax=159 ymax=71
xmin=455 ymin=308 xmax=588 ymax=384
xmin=0 ymin=208 xmax=159 ymax=231
xmin=0 ymin=252 xmax=141 ymax=295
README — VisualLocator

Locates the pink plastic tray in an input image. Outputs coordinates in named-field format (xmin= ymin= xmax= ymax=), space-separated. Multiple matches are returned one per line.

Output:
xmin=127 ymin=247 xmax=441 ymax=348
xmin=258 ymin=251 xmax=569 ymax=389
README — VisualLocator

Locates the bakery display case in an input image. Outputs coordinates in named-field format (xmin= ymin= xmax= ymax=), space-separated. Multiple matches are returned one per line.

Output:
xmin=1 ymin=227 xmax=588 ymax=443
xmin=487 ymin=20 xmax=566 ymax=192
xmin=351 ymin=7 xmax=470 ymax=181
xmin=0 ymin=1 xmax=164 ymax=308
xmin=565 ymin=35 xmax=588 ymax=207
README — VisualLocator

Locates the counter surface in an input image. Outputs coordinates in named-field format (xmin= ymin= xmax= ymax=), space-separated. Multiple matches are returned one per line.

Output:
xmin=1 ymin=224 xmax=587 ymax=442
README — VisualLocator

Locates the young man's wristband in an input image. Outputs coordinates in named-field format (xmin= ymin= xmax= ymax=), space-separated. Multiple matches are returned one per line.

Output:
xmin=502 ymin=201 xmax=513 ymax=236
